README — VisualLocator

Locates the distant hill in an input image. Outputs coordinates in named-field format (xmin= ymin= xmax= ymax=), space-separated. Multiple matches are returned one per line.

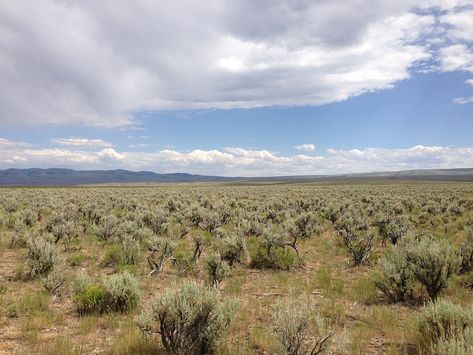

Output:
xmin=0 ymin=168 xmax=472 ymax=186
xmin=0 ymin=168 xmax=233 ymax=186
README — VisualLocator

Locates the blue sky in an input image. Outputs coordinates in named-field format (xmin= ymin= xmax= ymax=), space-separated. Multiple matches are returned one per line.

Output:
xmin=0 ymin=1 xmax=473 ymax=176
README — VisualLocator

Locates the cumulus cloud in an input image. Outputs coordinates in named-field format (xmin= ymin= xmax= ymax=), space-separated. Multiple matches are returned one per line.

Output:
xmin=439 ymin=44 xmax=473 ymax=73
xmin=1 ymin=142 xmax=472 ymax=176
xmin=51 ymin=137 xmax=113 ymax=148
xmin=295 ymin=144 xmax=315 ymax=152
xmin=0 ymin=1 xmax=471 ymax=127
xmin=441 ymin=9 xmax=473 ymax=42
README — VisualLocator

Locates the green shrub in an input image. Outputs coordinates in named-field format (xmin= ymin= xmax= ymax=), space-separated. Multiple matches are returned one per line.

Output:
xmin=214 ymin=236 xmax=245 ymax=266
xmin=96 ymin=215 xmax=119 ymax=240
xmin=374 ymin=238 xmax=415 ymax=303
xmin=103 ymin=236 xmax=140 ymax=267
xmin=23 ymin=208 xmax=37 ymax=227
xmin=74 ymin=284 xmax=107 ymax=315
xmin=406 ymin=233 xmax=461 ymax=300
xmin=102 ymin=243 xmax=123 ymax=266
xmin=460 ymin=227 xmax=473 ymax=273
xmin=68 ymin=252 xmax=86 ymax=267
xmin=26 ymin=234 xmax=60 ymax=277
xmin=247 ymin=233 xmax=297 ymax=270
xmin=102 ymin=271 xmax=140 ymax=313
xmin=379 ymin=215 xmax=410 ymax=245
xmin=206 ymin=252 xmax=230 ymax=288
xmin=74 ymin=271 xmax=140 ymax=315
xmin=417 ymin=299 xmax=473 ymax=353
xmin=285 ymin=212 xmax=320 ymax=239
xmin=433 ymin=328 xmax=473 ymax=354
xmin=42 ymin=266 xmax=66 ymax=296
xmin=338 ymin=228 xmax=374 ymax=266
xmin=273 ymin=296 xmax=333 ymax=355
xmin=137 ymin=281 xmax=238 ymax=355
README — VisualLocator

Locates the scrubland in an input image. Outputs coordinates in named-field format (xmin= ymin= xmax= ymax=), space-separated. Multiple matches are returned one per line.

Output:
xmin=0 ymin=182 xmax=472 ymax=354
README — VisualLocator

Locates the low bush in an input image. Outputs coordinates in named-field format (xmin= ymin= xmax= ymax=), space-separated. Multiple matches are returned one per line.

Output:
xmin=338 ymin=228 xmax=374 ymax=266
xmin=206 ymin=252 xmax=230 ymax=288
xmin=460 ymin=227 xmax=473 ymax=273
xmin=103 ymin=236 xmax=140 ymax=267
xmin=214 ymin=236 xmax=245 ymax=266
xmin=42 ymin=266 xmax=66 ymax=296
xmin=417 ymin=299 xmax=473 ymax=353
xmin=247 ymin=234 xmax=298 ymax=270
xmin=374 ymin=238 xmax=415 ymax=303
xmin=26 ymin=234 xmax=60 ymax=277
xmin=272 ymin=296 xmax=333 ymax=355
xmin=74 ymin=271 xmax=140 ymax=315
xmin=102 ymin=271 xmax=141 ymax=313
xmin=137 ymin=281 xmax=238 ymax=355
xmin=406 ymin=233 xmax=461 ymax=300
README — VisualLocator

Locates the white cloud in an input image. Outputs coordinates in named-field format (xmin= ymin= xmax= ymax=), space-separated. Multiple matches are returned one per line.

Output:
xmin=439 ymin=44 xmax=473 ymax=73
xmin=1 ymin=1 xmax=470 ymax=127
xmin=51 ymin=137 xmax=113 ymax=148
xmin=453 ymin=96 xmax=473 ymax=104
xmin=1 ymin=144 xmax=472 ymax=176
xmin=0 ymin=137 xmax=31 ymax=148
xmin=441 ymin=9 xmax=473 ymax=42
xmin=295 ymin=144 xmax=315 ymax=152
xmin=97 ymin=148 xmax=125 ymax=161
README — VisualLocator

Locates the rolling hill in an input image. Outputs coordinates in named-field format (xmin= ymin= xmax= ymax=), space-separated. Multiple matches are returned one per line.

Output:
xmin=0 ymin=168 xmax=473 ymax=186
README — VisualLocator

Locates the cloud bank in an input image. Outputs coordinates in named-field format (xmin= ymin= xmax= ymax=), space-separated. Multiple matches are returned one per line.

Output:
xmin=1 ymin=138 xmax=472 ymax=176
xmin=0 ymin=0 xmax=472 ymax=127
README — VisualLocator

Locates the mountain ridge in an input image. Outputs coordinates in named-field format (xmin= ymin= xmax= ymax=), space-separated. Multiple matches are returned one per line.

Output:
xmin=1 ymin=167 xmax=473 ymax=186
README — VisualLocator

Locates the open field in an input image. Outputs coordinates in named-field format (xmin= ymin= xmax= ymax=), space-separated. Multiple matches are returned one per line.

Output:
xmin=0 ymin=182 xmax=472 ymax=354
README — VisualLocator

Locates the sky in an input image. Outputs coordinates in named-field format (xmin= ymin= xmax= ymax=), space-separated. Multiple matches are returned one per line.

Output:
xmin=0 ymin=0 xmax=473 ymax=176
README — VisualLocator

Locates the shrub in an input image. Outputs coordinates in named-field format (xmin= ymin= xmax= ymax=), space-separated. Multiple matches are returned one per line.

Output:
xmin=338 ymin=228 xmax=374 ymax=266
xmin=206 ymin=252 xmax=230 ymax=288
xmin=26 ymin=234 xmax=60 ymax=277
xmin=102 ymin=271 xmax=140 ymax=313
xmin=23 ymin=208 xmax=37 ymax=227
xmin=374 ymin=238 xmax=415 ymax=303
xmin=137 ymin=281 xmax=238 ymax=355
xmin=286 ymin=212 xmax=320 ymax=239
xmin=460 ymin=227 xmax=473 ymax=273
xmin=103 ymin=236 xmax=140 ymax=267
xmin=52 ymin=220 xmax=80 ymax=250
xmin=10 ymin=217 xmax=27 ymax=248
xmin=74 ymin=271 xmax=140 ymax=315
xmin=102 ymin=243 xmax=123 ymax=267
xmin=406 ymin=233 xmax=461 ymax=300
xmin=119 ymin=235 xmax=141 ymax=265
xmin=147 ymin=237 xmax=176 ymax=275
xmin=67 ymin=252 xmax=86 ymax=267
xmin=214 ymin=236 xmax=245 ymax=266
xmin=273 ymin=296 xmax=333 ymax=355
xmin=96 ymin=215 xmax=119 ymax=240
xmin=247 ymin=233 xmax=298 ymax=270
xmin=42 ymin=266 xmax=66 ymax=296
xmin=433 ymin=328 xmax=473 ymax=354
xmin=379 ymin=216 xmax=410 ymax=245
xmin=74 ymin=284 xmax=107 ymax=315
xmin=417 ymin=299 xmax=473 ymax=353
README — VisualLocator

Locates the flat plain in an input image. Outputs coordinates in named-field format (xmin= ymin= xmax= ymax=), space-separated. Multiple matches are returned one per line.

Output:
xmin=0 ymin=182 xmax=472 ymax=354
